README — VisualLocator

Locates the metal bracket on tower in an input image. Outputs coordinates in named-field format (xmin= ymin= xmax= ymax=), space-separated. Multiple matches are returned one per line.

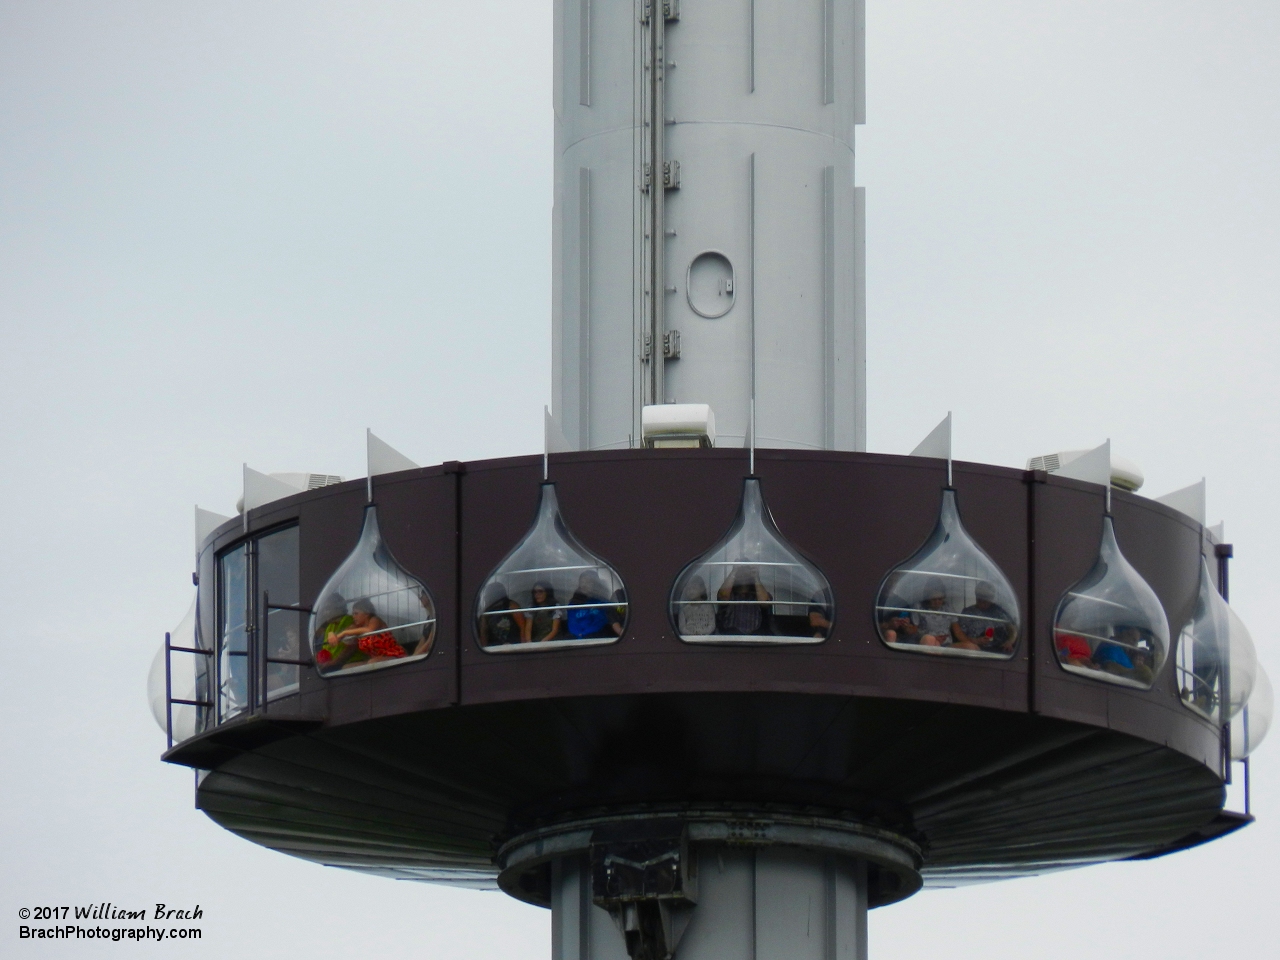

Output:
xmin=663 ymin=330 xmax=681 ymax=359
xmin=641 ymin=0 xmax=680 ymax=24
xmin=590 ymin=821 xmax=697 ymax=960
xmin=641 ymin=161 xmax=680 ymax=193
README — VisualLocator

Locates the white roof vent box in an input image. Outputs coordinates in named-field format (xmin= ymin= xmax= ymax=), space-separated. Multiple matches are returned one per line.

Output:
xmin=642 ymin=403 xmax=716 ymax=449
xmin=237 ymin=471 xmax=345 ymax=513
xmin=1027 ymin=449 xmax=1144 ymax=492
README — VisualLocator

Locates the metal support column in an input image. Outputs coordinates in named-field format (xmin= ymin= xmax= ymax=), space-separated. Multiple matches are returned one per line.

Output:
xmin=640 ymin=0 xmax=672 ymax=407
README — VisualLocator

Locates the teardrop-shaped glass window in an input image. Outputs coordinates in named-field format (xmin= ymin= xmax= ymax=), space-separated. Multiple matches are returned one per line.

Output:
xmin=1053 ymin=515 xmax=1169 ymax=689
xmin=669 ymin=477 xmax=834 ymax=644
xmin=874 ymin=488 xmax=1020 ymax=658
xmin=1176 ymin=559 xmax=1230 ymax=721
xmin=475 ymin=482 xmax=627 ymax=651
xmin=1232 ymin=662 xmax=1273 ymax=759
xmin=309 ymin=505 xmax=437 ymax=676
xmin=1224 ymin=602 xmax=1258 ymax=720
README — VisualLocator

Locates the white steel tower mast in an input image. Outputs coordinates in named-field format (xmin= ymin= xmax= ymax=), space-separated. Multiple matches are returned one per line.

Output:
xmin=552 ymin=0 xmax=867 ymax=452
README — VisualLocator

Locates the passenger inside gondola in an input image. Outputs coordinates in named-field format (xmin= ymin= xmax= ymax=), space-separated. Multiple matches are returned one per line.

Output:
xmin=567 ymin=571 xmax=624 ymax=639
xmin=330 ymin=599 xmax=406 ymax=664
xmin=412 ymin=590 xmax=437 ymax=656
xmin=1055 ymin=631 xmax=1096 ymax=669
xmin=762 ymin=590 xmax=830 ymax=639
xmin=717 ymin=565 xmax=772 ymax=636
xmin=677 ymin=575 xmax=717 ymax=637
xmin=1095 ymin=624 xmax=1155 ymax=685
xmin=524 ymin=581 xmax=563 ymax=642
xmin=880 ymin=581 xmax=953 ymax=646
xmin=880 ymin=607 xmax=917 ymax=644
xmin=914 ymin=582 xmax=954 ymax=647
xmin=316 ymin=595 xmax=357 ymax=670
xmin=806 ymin=597 xmax=832 ymax=639
xmin=951 ymin=582 xmax=1016 ymax=653
xmin=479 ymin=586 xmax=525 ymax=647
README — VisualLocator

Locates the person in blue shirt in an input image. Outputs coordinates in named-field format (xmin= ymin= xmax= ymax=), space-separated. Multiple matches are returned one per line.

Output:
xmin=1095 ymin=624 xmax=1155 ymax=684
xmin=567 ymin=571 xmax=623 ymax=639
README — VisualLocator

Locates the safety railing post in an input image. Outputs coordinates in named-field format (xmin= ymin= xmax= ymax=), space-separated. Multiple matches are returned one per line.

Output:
xmin=164 ymin=631 xmax=173 ymax=750
xmin=261 ymin=590 xmax=271 ymax=713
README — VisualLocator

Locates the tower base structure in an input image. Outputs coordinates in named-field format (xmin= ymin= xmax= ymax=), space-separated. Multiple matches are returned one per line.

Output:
xmin=499 ymin=812 xmax=919 ymax=960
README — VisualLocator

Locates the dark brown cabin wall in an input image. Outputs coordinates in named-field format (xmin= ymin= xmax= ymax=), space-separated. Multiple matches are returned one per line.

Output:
xmin=199 ymin=449 xmax=1219 ymax=776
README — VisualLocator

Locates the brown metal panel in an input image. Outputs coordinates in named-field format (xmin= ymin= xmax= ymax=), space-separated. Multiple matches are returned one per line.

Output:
xmin=458 ymin=450 xmax=1030 ymax=713
xmin=209 ymin=451 xmax=1221 ymax=775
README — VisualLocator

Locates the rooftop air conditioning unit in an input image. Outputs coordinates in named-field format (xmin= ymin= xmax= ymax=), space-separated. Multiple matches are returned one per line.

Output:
xmin=641 ymin=403 xmax=716 ymax=449
xmin=1027 ymin=450 xmax=1144 ymax=492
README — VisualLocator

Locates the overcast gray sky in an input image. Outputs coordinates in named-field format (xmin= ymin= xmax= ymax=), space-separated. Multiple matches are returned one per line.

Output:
xmin=2 ymin=2 xmax=1277 ymax=958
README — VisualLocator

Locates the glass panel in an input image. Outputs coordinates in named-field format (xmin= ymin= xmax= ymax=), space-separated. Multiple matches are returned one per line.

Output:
xmin=1052 ymin=515 xmax=1169 ymax=689
xmin=669 ymin=477 xmax=833 ymax=644
xmin=309 ymin=505 xmax=437 ymax=676
xmin=147 ymin=594 xmax=203 ymax=742
xmin=475 ymin=482 xmax=627 ymax=651
xmin=218 ymin=543 xmax=249 ymax=719
xmin=196 ymin=544 xmax=215 ymax=734
xmin=1224 ymin=602 xmax=1258 ymax=720
xmin=1176 ymin=558 xmax=1229 ymax=721
xmin=258 ymin=526 xmax=301 ymax=701
xmin=1232 ymin=663 xmax=1273 ymax=759
xmin=874 ymin=488 xmax=1020 ymax=659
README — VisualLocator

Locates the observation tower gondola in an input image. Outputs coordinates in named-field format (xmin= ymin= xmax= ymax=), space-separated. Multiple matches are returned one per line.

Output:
xmin=151 ymin=3 xmax=1266 ymax=958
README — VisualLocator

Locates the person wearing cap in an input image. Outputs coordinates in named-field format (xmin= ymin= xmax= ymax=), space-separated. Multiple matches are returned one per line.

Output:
xmin=321 ymin=598 xmax=405 ymax=668
xmin=913 ymin=579 xmax=954 ymax=647
xmin=952 ymin=582 xmax=1017 ymax=653
xmin=880 ymin=578 xmax=951 ymax=645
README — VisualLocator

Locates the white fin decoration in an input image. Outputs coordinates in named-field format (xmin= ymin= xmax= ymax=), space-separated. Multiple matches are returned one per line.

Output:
xmin=1055 ymin=440 xmax=1111 ymax=487
xmin=243 ymin=465 xmax=305 ymax=513
xmin=911 ymin=412 xmax=952 ymax=461
xmin=545 ymin=407 xmax=573 ymax=454
xmin=1155 ymin=479 xmax=1207 ymax=526
xmin=195 ymin=506 xmax=231 ymax=553
xmin=367 ymin=429 xmax=420 ymax=477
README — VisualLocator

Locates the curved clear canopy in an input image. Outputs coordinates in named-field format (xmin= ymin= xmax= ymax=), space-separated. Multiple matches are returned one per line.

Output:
xmin=1176 ymin=559 xmax=1231 ymax=721
xmin=875 ymin=488 xmax=1020 ymax=658
xmin=475 ymin=482 xmax=627 ymax=651
xmin=309 ymin=505 xmax=437 ymax=676
xmin=147 ymin=594 xmax=206 ymax=742
xmin=1053 ymin=515 xmax=1169 ymax=689
xmin=1224 ymin=603 xmax=1259 ymax=720
xmin=1232 ymin=662 xmax=1273 ymax=759
xmin=669 ymin=477 xmax=833 ymax=644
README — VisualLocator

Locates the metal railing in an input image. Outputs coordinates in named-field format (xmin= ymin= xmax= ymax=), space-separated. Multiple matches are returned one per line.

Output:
xmin=1216 ymin=542 xmax=1252 ymax=815
xmin=164 ymin=630 xmax=213 ymax=751
xmin=252 ymin=591 xmax=313 ymax=715
xmin=165 ymin=592 xmax=315 ymax=748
